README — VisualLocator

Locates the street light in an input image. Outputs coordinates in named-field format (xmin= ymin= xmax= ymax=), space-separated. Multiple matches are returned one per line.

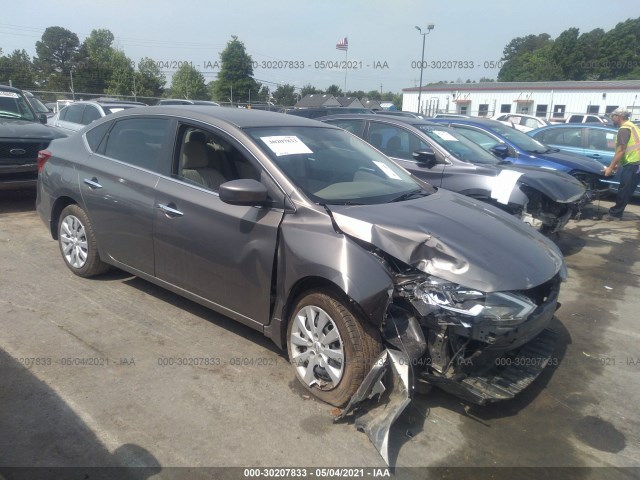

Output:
xmin=415 ymin=24 xmax=435 ymax=115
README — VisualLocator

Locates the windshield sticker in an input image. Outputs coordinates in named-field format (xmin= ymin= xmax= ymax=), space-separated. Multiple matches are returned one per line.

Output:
xmin=490 ymin=169 xmax=523 ymax=205
xmin=0 ymin=91 xmax=19 ymax=98
xmin=373 ymin=161 xmax=402 ymax=180
xmin=260 ymin=136 xmax=313 ymax=156
xmin=109 ymin=108 xmax=125 ymax=113
xmin=432 ymin=130 xmax=458 ymax=142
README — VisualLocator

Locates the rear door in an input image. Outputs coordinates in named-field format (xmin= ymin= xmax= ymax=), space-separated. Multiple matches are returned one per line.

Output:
xmin=79 ymin=116 xmax=172 ymax=274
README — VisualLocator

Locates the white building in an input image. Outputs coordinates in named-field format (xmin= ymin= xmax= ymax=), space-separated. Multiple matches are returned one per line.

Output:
xmin=402 ymin=80 xmax=640 ymax=120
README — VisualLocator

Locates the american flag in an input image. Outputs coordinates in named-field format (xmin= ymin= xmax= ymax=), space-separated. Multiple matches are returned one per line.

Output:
xmin=336 ymin=37 xmax=348 ymax=51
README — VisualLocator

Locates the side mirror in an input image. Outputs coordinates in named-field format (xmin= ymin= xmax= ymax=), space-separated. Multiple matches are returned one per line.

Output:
xmin=219 ymin=179 xmax=269 ymax=206
xmin=412 ymin=148 xmax=441 ymax=166
xmin=490 ymin=144 xmax=510 ymax=158
xmin=38 ymin=113 xmax=48 ymax=124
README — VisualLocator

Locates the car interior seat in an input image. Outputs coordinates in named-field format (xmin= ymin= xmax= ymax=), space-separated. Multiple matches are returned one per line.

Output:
xmin=181 ymin=132 xmax=227 ymax=190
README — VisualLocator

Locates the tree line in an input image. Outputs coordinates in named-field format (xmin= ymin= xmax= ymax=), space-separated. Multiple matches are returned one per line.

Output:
xmin=0 ymin=27 xmax=401 ymax=106
xmin=497 ymin=17 xmax=640 ymax=81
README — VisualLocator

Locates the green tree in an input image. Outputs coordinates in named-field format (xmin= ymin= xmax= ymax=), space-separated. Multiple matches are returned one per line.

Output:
xmin=213 ymin=36 xmax=259 ymax=103
xmin=74 ymin=29 xmax=117 ymax=94
xmin=0 ymin=49 xmax=36 ymax=89
xmin=105 ymin=50 xmax=135 ymax=97
xmin=34 ymin=26 xmax=80 ymax=90
xmin=550 ymin=28 xmax=585 ymax=80
xmin=135 ymin=57 xmax=165 ymax=98
xmin=272 ymin=84 xmax=296 ymax=106
xmin=325 ymin=84 xmax=343 ymax=97
xmin=170 ymin=63 xmax=208 ymax=99
xmin=301 ymin=83 xmax=321 ymax=96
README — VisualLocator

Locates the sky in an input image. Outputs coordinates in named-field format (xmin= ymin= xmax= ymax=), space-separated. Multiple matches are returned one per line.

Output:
xmin=1 ymin=0 xmax=639 ymax=96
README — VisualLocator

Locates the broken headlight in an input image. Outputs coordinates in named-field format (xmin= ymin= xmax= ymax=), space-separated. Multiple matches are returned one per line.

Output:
xmin=415 ymin=276 xmax=537 ymax=325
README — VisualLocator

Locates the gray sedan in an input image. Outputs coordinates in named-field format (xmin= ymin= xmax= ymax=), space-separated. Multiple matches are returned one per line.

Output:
xmin=37 ymin=107 xmax=565 ymax=459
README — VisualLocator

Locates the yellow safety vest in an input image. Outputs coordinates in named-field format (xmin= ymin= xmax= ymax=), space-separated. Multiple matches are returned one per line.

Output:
xmin=617 ymin=120 xmax=640 ymax=165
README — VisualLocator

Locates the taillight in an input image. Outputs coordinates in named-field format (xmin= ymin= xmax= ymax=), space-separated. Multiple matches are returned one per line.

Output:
xmin=38 ymin=150 xmax=52 ymax=172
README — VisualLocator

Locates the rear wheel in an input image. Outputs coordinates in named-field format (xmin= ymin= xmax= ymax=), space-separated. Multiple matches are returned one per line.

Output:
xmin=58 ymin=204 xmax=109 ymax=277
xmin=287 ymin=291 xmax=381 ymax=407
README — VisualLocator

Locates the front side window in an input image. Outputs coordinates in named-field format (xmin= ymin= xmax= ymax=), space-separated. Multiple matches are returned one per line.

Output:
xmin=245 ymin=126 xmax=423 ymax=205
xmin=367 ymin=123 xmax=422 ymax=161
xmin=416 ymin=125 xmax=500 ymax=164
xmin=537 ymin=127 xmax=583 ymax=147
xmin=103 ymin=117 xmax=169 ymax=171
xmin=174 ymin=125 xmax=261 ymax=191
xmin=587 ymin=129 xmax=616 ymax=151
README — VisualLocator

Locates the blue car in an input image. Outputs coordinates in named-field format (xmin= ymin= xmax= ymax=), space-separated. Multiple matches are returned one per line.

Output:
xmin=528 ymin=124 xmax=639 ymax=196
xmin=430 ymin=118 xmax=609 ymax=199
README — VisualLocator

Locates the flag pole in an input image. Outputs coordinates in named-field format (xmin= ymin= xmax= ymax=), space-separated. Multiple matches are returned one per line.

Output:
xmin=344 ymin=48 xmax=348 ymax=93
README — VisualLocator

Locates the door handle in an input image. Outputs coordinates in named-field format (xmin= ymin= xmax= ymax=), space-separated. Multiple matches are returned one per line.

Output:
xmin=83 ymin=178 xmax=102 ymax=189
xmin=157 ymin=203 xmax=184 ymax=217
xmin=588 ymin=154 xmax=601 ymax=159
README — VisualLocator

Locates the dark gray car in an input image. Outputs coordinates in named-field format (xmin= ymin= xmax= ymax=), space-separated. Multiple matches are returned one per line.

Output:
xmin=37 ymin=106 xmax=566 ymax=461
xmin=321 ymin=114 xmax=586 ymax=234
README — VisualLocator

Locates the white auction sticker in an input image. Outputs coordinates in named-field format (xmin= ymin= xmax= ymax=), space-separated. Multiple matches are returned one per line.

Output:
xmin=260 ymin=136 xmax=313 ymax=156
xmin=490 ymin=169 xmax=523 ymax=205
xmin=0 ymin=91 xmax=19 ymax=98
xmin=432 ymin=130 xmax=459 ymax=142
xmin=373 ymin=161 xmax=402 ymax=180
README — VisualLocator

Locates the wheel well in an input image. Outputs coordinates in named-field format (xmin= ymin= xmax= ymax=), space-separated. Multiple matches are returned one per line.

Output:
xmin=280 ymin=276 xmax=376 ymax=346
xmin=50 ymin=196 xmax=77 ymax=239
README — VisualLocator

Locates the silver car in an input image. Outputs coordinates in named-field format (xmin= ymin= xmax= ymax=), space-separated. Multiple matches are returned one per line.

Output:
xmin=37 ymin=106 xmax=566 ymax=460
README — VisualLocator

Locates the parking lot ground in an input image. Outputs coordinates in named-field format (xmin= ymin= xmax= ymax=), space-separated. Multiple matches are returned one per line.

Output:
xmin=1 ymin=190 xmax=640 ymax=480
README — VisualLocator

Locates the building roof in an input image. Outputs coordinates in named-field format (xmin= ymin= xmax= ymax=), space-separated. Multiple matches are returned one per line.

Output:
xmin=336 ymin=97 xmax=364 ymax=107
xmin=361 ymin=99 xmax=383 ymax=110
xmin=295 ymin=94 xmax=339 ymax=108
xmin=403 ymin=80 xmax=640 ymax=92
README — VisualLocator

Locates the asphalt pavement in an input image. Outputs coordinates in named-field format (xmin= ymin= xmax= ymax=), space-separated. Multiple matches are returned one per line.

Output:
xmin=0 ymin=190 xmax=639 ymax=480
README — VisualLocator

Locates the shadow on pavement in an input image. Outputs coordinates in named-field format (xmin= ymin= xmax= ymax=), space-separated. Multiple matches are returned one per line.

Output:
xmin=0 ymin=349 xmax=161 ymax=480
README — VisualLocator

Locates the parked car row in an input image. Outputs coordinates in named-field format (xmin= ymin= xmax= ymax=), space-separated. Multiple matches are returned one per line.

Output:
xmin=319 ymin=114 xmax=586 ymax=234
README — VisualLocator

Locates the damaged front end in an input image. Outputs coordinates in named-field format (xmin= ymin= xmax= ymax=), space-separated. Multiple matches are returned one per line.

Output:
xmin=336 ymin=260 xmax=561 ymax=464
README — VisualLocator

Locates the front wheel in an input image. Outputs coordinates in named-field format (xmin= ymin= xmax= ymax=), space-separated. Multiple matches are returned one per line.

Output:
xmin=287 ymin=291 xmax=381 ymax=407
xmin=58 ymin=204 xmax=109 ymax=277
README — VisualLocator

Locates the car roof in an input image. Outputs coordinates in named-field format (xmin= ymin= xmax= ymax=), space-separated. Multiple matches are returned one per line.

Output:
xmin=318 ymin=113 xmax=439 ymax=127
xmin=534 ymin=123 xmax=617 ymax=131
xmin=0 ymin=84 xmax=25 ymax=94
xmin=104 ymin=105 xmax=340 ymax=129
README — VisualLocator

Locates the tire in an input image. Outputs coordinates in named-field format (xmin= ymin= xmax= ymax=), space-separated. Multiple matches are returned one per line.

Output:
xmin=58 ymin=204 xmax=109 ymax=277
xmin=287 ymin=291 xmax=382 ymax=407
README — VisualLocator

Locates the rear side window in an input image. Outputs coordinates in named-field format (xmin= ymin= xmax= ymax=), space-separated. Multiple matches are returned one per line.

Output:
xmin=65 ymin=104 xmax=85 ymax=124
xmin=85 ymin=121 xmax=113 ymax=152
xmin=103 ymin=118 xmax=169 ymax=172
xmin=82 ymin=106 xmax=102 ymax=125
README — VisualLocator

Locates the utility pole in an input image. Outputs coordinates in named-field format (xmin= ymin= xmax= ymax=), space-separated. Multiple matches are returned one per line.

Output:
xmin=70 ymin=69 xmax=75 ymax=100
xmin=415 ymin=24 xmax=435 ymax=115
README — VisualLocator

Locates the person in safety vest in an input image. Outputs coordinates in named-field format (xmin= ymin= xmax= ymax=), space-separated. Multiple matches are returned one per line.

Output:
xmin=603 ymin=108 xmax=640 ymax=220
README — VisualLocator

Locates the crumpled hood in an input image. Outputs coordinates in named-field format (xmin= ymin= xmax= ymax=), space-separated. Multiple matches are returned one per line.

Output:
xmin=501 ymin=164 xmax=586 ymax=203
xmin=0 ymin=118 xmax=65 ymax=140
xmin=530 ymin=149 xmax=605 ymax=175
xmin=329 ymin=189 xmax=564 ymax=292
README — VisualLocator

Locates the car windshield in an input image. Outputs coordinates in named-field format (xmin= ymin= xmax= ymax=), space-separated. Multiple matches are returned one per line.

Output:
xmin=0 ymin=91 xmax=36 ymax=121
xmin=484 ymin=122 xmax=550 ymax=153
xmin=245 ymin=126 xmax=426 ymax=205
xmin=415 ymin=125 xmax=500 ymax=165
xmin=27 ymin=96 xmax=50 ymax=114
